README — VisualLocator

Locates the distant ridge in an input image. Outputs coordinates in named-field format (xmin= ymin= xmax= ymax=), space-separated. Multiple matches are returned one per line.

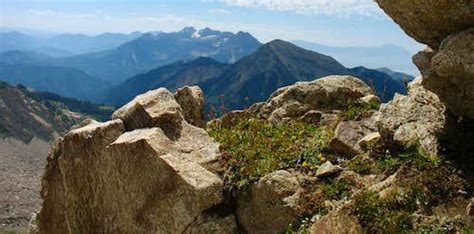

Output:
xmin=105 ymin=57 xmax=229 ymax=105
xmin=293 ymin=40 xmax=418 ymax=76
xmin=0 ymin=27 xmax=262 ymax=83
xmin=107 ymin=40 xmax=409 ymax=110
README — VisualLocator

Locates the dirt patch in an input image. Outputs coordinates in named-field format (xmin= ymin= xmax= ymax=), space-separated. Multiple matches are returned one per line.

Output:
xmin=0 ymin=137 xmax=49 ymax=228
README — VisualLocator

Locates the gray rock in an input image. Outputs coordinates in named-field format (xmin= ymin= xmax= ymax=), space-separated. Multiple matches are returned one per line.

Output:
xmin=357 ymin=132 xmax=382 ymax=150
xmin=237 ymin=170 xmax=299 ymax=234
xmin=174 ymin=86 xmax=205 ymax=128
xmin=310 ymin=208 xmax=363 ymax=234
xmin=185 ymin=214 xmax=238 ymax=234
xmin=36 ymin=87 xmax=227 ymax=233
xmin=299 ymin=110 xmax=323 ymax=124
xmin=260 ymin=75 xmax=374 ymax=124
xmin=112 ymin=88 xmax=184 ymax=134
xmin=376 ymin=1 xmax=474 ymax=118
xmin=375 ymin=77 xmax=446 ymax=158
xmin=330 ymin=120 xmax=377 ymax=157
xmin=419 ymin=29 xmax=474 ymax=118
xmin=316 ymin=161 xmax=343 ymax=178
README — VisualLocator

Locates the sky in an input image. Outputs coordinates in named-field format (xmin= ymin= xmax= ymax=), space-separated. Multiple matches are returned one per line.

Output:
xmin=0 ymin=0 xmax=424 ymax=52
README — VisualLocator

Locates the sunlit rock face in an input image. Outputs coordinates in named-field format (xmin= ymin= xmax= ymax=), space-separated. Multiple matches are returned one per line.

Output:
xmin=35 ymin=86 xmax=235 ymax=233
xmin=375 ymin=77 xmax=447 ymax=158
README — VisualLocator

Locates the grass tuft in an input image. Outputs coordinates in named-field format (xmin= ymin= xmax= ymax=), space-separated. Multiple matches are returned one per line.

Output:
xmin=208 ymin=119 xmax=332 ymax=190
xmin=345 ymin=99 xmax=380 ymax=121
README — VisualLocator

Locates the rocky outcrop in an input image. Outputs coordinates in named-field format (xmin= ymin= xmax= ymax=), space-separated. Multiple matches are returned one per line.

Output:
xmin=35 ymin=88 xmax=233 ymax=233
xmin=259 ymin=75 xmax=374 ymax=124
xmin=375 ymin=1 xmax=474 ymax=50
xmin=209 ymin=75 xmax=371 ymax=129
xmin=415 ymin=29 xmax=474 ymax=118
xmin=375 ymin=1 xmax=474 ymax=119
xmin=375 ymin=77 xmax=446 ymax=157
xmin=237 ymin=170 xmax=300 ymax=234
xmin=174 ymin=86 xmax=206 ymax=128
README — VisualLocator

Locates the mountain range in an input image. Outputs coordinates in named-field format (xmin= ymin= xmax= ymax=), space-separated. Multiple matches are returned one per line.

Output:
xmin=0 ymin=31 xmax=143 ymax=56
xmin=0 ymin=27 xmax=413 ymax=113
xmin=0 ymin=27 xmax=262 ymax=83
xmin=106 ymin=40 xmax=411 ymax=111
xmin=0 ymin=62 xmax=107 ymax=101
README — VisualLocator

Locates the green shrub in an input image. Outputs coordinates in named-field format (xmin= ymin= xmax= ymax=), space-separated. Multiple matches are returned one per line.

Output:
xmin=352 ymin=167 xmax=466 ymax=234
xmin=345 ymin=99 xmax=380 ymax=121
xmin=377 ymin=146 xmax=441 ymax=174
xmin=353 ymin=191 xmax=416 ymax=233
xmin=416 ymin=219 xmax=472 ymax=233
xmin=208 ymin=119 xmax=332 ymax=189
xmin=321 ymin=179 xmax=352 ymax=200
xmin=348 ymin=156 xmax=372 ymax=175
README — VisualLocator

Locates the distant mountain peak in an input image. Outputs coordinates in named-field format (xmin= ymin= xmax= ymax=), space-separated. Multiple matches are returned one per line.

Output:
xmin=199 ymin=27 xmax=221 ymax=36
xmin=179 ymin=27 xmax=197 ymax=35
xmin=265 ymin=39 xmax=297 ymax=50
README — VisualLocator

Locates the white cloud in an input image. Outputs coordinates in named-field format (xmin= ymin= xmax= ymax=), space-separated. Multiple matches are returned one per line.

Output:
xmin=215 ymin=0 xmax=382 ymax=17
xmin=209 ymin=8 xmax=232 ymax=15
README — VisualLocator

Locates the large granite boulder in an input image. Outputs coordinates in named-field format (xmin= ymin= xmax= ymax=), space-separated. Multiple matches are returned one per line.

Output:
xmin=375 ymin=0 xmax=474 ymax=50
xmin=375 ymin=77 xmax=446 ymax=158
xmin=35 ymin=88 xmax=234 ymax=233
xmin=376 ymin=1 xmax=474 ymax=119
xmin=260 ymin=75 xmax=374 ymax=124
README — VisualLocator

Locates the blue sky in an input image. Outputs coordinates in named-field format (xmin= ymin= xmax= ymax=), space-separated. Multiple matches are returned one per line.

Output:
xmin=0 ymin=0 xmax=423 ymax=52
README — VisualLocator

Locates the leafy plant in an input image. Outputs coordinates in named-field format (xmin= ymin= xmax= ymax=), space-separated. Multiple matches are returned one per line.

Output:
xmin=377 ymin=146 xmax=441 ymax=174
xmin=353 ymin=163 xmax=468 ymax=233
xmin=345 ymin=99 xmax=380 ymax=121
xmin=353 ymin=191 xmax=416 ymax=233
xmin=208 ymin=119 xmax=332 ymax=189
xmin=348 ymin=156 xmax=372 ymax=175
xmin=321 ymin=179 xmax=352 ymax=200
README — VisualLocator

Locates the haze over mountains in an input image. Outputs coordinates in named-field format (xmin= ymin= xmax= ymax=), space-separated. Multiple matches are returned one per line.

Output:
xmin=0 ymin=27 xmax=414 ymax=113
xmin=107 ymin=40 xmax=411 ymax=110
xmin=0 ymin=31 xmax=143 ymax=56
xmin=0 ymin=62 xmax=108 ymax=101
xmin=293 ymin=40 xmax=418 ymax=76
xmin=0 ymin=27 xmax=262 ymax=82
